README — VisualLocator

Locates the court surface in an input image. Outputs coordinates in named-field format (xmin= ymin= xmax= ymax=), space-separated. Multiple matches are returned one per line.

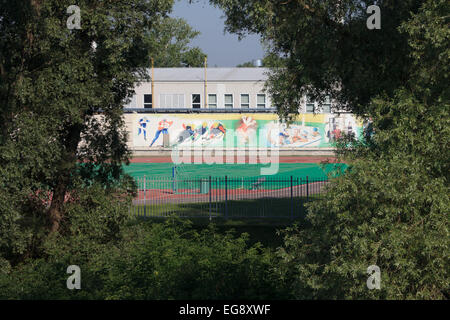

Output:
xmin=124 ymin=156 xmax=346 ymax=180
xmin=126 ymin=156 xmax=345 ymax=212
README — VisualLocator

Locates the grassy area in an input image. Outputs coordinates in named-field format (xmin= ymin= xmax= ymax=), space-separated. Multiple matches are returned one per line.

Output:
xmin=130 ymin=196 xmax=321 ymax=248
xmin=129 ymin=217 xmax=294 ymax=248
xmin=132 ymin=196 xmax=320 ymax=218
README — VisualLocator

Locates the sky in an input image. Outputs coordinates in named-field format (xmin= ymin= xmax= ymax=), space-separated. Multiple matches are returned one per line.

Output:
xmin=171 ymin=0 xmax=265 ymax=67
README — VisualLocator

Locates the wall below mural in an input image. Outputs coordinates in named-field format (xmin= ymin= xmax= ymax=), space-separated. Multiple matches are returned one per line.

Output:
xmin=131 ymin=113 xmax=363 ymax=149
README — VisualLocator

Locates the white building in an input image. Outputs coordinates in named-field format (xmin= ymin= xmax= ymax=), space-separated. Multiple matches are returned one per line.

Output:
xmin=125 ymin=67 xmax=274 ymax=111
xmin=122 ymin=68 xmax=358 ymax=156
xmin=125 ymin=67 xmax=334 ymax=113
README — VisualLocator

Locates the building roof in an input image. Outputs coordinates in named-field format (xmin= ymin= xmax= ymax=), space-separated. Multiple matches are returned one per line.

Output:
xmin=144 ymin=67 xmax=269 ymax=82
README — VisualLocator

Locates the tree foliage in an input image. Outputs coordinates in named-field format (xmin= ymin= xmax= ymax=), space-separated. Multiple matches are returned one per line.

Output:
xmin=236 ymin=61 xmax=255 ymax=67
xmin=274 ymin=0 xmax=449 ymax=299
xmin=210 ymin=0 xmax=425 ymax=116
xmin=0 ymin=219 xmax=285 ymax=300
xmin=148 ymin=17 xmax=207 ymax=67
xmin=1 ymin=0 xmax=448 ymax=300
xmin=0 ymin=0 xmax=204 ymax=265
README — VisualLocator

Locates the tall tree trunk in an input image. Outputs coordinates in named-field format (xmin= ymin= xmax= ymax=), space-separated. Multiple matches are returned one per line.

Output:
xmin=48 ymin=123 xmax=82 ymax=233
xmin=48 ymin=175 xmax=69 ymax=233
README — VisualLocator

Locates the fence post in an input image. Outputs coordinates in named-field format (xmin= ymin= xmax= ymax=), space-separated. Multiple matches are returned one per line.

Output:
xmin=290 ymin=175 xmax=294 ymax=219
xmin=172 ymin=166 xmax=177 ymax=194
xmin=296 ymin=177 xmax=300 ymax=217
xmin=300 ymin=177 xmax=303 ymax=216
xmin=306 ymin=175 xmax=309 ymax=202
xmin=225 ymin=175 xmax=228 ymax=219
xmin=209 ymin=176 xmax=212 ymax=221
xmin=143 ymin=176 xmax=146 ymax=217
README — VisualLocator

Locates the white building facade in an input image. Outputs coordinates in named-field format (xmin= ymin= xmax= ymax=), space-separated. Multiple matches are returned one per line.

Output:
xmin=122 ymin=68 xmax=362 ymax=156
xmin=125 ymin=68 xmax=273 ymax=111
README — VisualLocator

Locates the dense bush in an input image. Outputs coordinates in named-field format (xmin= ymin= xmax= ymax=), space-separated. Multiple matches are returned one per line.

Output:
xmin=272 ymin=0 xmax=449 ymax=300
xmin=0 ymin=181 xmax=134 ymax=299
xmin=0 ymin=218 xmax=285 ymax=300
xmin=276 ymin=156 xmax=449 ymax=299
xmin=95 ymin=220 xmax=284 ymax=300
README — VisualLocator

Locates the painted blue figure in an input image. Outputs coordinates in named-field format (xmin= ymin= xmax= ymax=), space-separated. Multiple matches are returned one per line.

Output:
xmin=138 ymin=117 xmax=150 ymax=141
xmin=150 ymin=119 xmax=173 ymax=147
xmin=312 ymin=127 xmax=320 ymax=137
xmin=279 ymin=131 xmax=290 ymax=145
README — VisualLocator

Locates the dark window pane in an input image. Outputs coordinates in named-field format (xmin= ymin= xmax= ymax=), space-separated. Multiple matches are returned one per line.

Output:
xmin=144 ymin=94 xmax=152 ymax=104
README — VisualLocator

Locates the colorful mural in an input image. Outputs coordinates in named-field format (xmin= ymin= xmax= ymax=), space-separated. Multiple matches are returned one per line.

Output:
xmin=132 ymin=113 xmax=363 ymax=148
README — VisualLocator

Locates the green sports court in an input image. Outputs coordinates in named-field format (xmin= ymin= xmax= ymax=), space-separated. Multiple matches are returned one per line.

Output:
xmin=123 ymin=161 xmax=347 ymax=180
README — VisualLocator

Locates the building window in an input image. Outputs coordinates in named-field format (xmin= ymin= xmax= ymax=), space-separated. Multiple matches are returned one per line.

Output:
xmin=257 ymin=94 xmax=266 ymax=108
xmin=306 ymin=96 xmax=315 ymax=113
xmin=192 ymin=94 xmax=201 ymax=109
xmin=323 ymin=96 xmax=331 ymax=113
xmin=225 ymin=94 xmax=233 ymax=109
xmin=240 ymin=94 xmax=250 ymax=108
xmin=144 ymin=94 xmax=152 ymax=109
xmin=306 ymin=104 xmax=315 ymax=112
xmin=208 ymin=94 xmax=217 ymax=108
xmin=159 ymin=94 xmax=185 ymax=108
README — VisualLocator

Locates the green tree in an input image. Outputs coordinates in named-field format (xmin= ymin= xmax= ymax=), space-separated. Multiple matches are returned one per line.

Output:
xmin=236 ymin=55 xmax=285 ymax=68
xmin=0 ymin=0 xmax=203 ymax=264
xmin=182 ymin=47 xmax=207 ymax=67
xmin=236 ymin=61 xmax=255 ymax=67
xmin=275 ymin=0 xmax=449 ymax=299
xmin=148 ymin=17 xmax=207 ymax=67
xmin=0 ymin=219 xmax=285 ymax=300
xmin=210 ymin=0 xmax=449 ymax=299
xmin=210 ymin=0 xmax=425 ymax=116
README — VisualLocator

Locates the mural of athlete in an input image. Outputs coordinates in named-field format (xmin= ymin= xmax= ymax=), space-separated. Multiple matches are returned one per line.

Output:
xmin=138 ymin=117 xmax=150 ymax=141
xmin=290 ymin=128 xmax=307 ymax=144
xmin=237 ymin=116 xmax=257 ymax=144
xmin=176 ymin=123 xmax=196 ymax=144
xmin=279 ymin=128 xmax=290 ymax=145
xmin=276 ymin=124 xmax=292 ymax=146
xmin=193 ymin=122 xmax=209 ymax=142
xmin=149 ymin=119 xmax=173 ymax=147
xmin=208 ymin=122 xmax=226 ymax=140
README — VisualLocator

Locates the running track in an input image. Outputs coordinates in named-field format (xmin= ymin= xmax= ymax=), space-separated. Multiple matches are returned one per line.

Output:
xmin=129 ymin=156 xmax=335 ymax=205
xmin=133 ymin=181 xmax=328 ymax=205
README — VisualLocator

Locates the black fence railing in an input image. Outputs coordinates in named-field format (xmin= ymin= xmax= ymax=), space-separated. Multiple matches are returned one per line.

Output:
xmin=130 ymin=176 xmax=329 ymax=219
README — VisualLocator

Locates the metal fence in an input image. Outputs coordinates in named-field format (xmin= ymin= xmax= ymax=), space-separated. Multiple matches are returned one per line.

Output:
xmin=130 ymin=176 xmax=329 ymax=219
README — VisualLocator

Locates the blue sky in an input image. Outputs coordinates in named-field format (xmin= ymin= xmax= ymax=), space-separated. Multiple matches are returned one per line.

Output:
xmin=171 ymin=0 xmax=265 ymax=67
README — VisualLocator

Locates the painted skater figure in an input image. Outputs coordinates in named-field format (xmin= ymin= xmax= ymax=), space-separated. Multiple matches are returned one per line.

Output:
xmin=237 ymin=116 xmax=257 ymax=144
xmin=176 ymin=123 xmax=196 ymax=144
xmin=138 ymin=117 xmax=150 ymax=141
xmin=209 ymin=122 xmax=226 ymax=140
xmin=150 ymin=119 xmax=173 ymax=147
xmin=193 ymin=122 xmax=209 ymax=142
